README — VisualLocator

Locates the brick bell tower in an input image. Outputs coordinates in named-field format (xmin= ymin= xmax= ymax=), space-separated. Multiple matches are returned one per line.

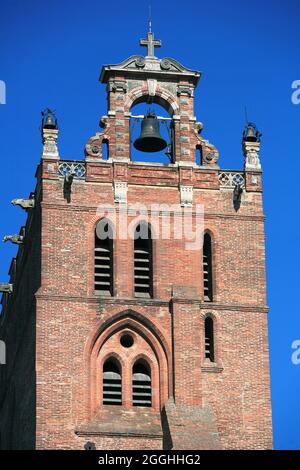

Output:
xmin=0 ymin=30 xmax=272 ymax=450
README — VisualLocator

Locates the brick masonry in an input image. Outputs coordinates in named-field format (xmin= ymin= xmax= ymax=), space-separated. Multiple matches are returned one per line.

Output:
xmin=0 ymin=40 xmax=272 ymax=450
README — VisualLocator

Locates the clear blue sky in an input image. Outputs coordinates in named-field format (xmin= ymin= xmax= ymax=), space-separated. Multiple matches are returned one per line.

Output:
xmin=0 ymin=0 xmax=299 ymax=450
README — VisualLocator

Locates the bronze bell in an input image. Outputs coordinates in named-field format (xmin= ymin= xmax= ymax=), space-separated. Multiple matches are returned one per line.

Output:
xmin=134 ymin=112 xmax=168 ymax=152
xmin=244 ymin=126 xmax=257 ymax=142
xmin=44 ymin=115 xmax=56 ymax=129
xmin=243 ymin=123 xmax=261 ymax=143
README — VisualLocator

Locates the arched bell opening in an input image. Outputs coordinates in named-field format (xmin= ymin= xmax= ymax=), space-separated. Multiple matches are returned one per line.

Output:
xmin=130 ymin=93 xmax=176 ymax=116
xmin=130 ymin=101 xmax=174 ymax=164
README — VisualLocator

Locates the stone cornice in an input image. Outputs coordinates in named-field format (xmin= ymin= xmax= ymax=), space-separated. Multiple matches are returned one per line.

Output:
xmin=100 ymin=55 xmax=200 ymax=87
xmin=201 ymin=363 xmax=224 ymax=373
xmin=75 ymin=428 xmax=163 ymax=439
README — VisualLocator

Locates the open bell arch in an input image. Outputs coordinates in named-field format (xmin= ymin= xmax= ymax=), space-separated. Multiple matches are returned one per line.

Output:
xmin=125 ymin=86 xmax=179 ymax=116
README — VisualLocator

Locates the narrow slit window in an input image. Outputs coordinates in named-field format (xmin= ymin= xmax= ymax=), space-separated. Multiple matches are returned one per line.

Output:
xmin=134 ymin=223 xmax=153 ymax=297
xmin=196 ymin=144 xmax=202 ymax=165
xmin=203 ymin=233 xmax=213 ymax=302
xmin=95 ymin=219 xmax=113 ymax=295
xmin=103 ymin=358 xmax=122 ymax=405
xmin=132 ymin=360 xmax=152 ymax=407
xmin=204 ymin=316 xmax=214 ymax=362
xmin=102 ymin=139 xmax=109 ymax=160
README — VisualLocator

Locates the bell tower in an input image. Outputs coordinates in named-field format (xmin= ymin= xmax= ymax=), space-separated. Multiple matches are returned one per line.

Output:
xmin=85 ymin=30 xmax=218 ymax=169
xmin=0 ymin=30 xmax=272 ymax=450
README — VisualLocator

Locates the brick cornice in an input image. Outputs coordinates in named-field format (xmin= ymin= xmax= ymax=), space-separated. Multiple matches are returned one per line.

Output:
xmin=35 ymin=291 xmax=268 ymax=313
xmin=171 ymin=297 xmax=268 ymax=313
xmin=200 ymin=302 xmax=269 ymax=313
xmin=40 ymin=202 xmax=265 ymax=221
xmin=35 ymin=291 xmax=169 ymax=307
xmin=204 ymin=213 xmax=265 ymax=222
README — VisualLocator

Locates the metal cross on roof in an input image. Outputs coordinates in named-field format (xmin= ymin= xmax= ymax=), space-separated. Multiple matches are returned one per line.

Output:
xmin=140 ymin=31 xmax=161 ymax=58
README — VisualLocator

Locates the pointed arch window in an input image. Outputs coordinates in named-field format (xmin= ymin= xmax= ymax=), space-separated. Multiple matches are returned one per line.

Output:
xmin=103 ymin=358 xmax=122 ymax=405
xmin=134 ymin=223 xmax=153 ymax=297
xmin=95 ymin=219 xmax=113 ymax=295
xmin=203 ymin=232 xmax=213 ymax=302
xmin=132 ymin=360 xmax=152 ymax=407
xmin=204 ymin=316 xmax=214 ymax=362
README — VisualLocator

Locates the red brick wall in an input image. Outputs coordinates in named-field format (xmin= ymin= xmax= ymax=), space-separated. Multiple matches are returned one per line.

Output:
xmin=0 ymin=52 xmax=272 ymax=450
xmin=0 ymin=204 xmax=41 ymax=449
xmin=33 ymin=160 xmax=272 ymax=449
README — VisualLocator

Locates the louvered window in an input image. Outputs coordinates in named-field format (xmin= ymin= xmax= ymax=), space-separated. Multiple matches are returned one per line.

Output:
xmin=134 ymin=223 xmax=153 ymax=297
xmin=95 ymin=219 xmax=113 ymax=295
xmin=203 ymin=233 xmax=213 ymax=302
xmin=103 ymin=359 xmax=122 ymax=405
xmin=132 ymin=360 xmax=152 ymax=407
xmin=205 ymin=316 xmax=214 ymax=362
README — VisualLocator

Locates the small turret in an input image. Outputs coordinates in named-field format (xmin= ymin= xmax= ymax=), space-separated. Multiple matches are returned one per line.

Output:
xmin=41 ymin=108 xmax=59 ymax=160
xmin=242 ymin=122 xmax=262 ymax=171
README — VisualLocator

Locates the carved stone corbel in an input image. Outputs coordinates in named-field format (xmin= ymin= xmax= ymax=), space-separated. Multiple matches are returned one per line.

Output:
xmin=180 ymin=185 xmax=193 ymax=207
xmin=113 ymin=181 xmax=128 ymax=204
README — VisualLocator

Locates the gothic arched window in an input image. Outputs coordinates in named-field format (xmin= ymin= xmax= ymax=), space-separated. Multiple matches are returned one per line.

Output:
xmin=103 ymin=358 xmax=122 ymax=405
xmin=203 ymin=232 xmax=213 ymax=302
xmin=134 ymin=223 xmax=153 ymax=297
xmin=132 ymin=360 xmax=152 ymax=407
xmin=95 ymin=219 xmax=113 ymax=295
xmin=204 ymin=316 xmax=214 ymax=362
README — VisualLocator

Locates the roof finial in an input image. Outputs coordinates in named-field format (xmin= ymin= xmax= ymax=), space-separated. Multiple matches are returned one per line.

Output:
xmin=149 ymin=4 xmax=152 ymax=33
xmin=140 ymin=32 xmax=161 ymax=58
xmin=139 ymin=3 xmax=161 ymax=57
xmin=244 ymin=105 xmax=249 ymax=124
